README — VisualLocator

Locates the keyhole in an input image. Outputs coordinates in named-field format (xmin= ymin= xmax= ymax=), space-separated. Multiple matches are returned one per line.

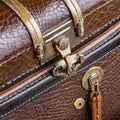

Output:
xmin=79 ymin=102 xmax=82 ymax=106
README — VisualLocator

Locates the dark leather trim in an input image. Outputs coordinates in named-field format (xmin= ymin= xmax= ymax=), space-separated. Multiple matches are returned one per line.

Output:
xmin=0 ymin=27 xmax=120 ymax=118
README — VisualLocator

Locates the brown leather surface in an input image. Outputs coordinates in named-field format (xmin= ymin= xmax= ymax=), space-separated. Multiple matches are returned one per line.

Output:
xmin=3 ymin=48 xmax=120 ymax=120
xmin=0 ymin=0 xmax=120 ymax=88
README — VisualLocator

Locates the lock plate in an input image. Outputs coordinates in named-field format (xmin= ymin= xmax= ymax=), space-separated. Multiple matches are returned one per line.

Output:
xmin=82 ymin=66 xmax=104 ymax=90
xmin=53 ymin=35 xmax=84 ymax=77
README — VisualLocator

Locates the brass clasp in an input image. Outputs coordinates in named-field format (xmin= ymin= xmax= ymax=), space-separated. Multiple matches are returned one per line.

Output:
xmin=53 ymin=36 xmax=84 ymax=77
xmin=82 ymin=67 xmax=104 ymax=90
xmin=89 ymin=73 xmax=100 ymax=99
xmin=82 ymin=66 xmax=104 ymax=98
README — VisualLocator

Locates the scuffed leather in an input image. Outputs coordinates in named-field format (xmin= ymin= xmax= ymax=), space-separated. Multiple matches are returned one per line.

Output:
xmin=0 ymin=0 xmax=120 ymax=88
xmin=3 ymin=48 xmax=120 ymax=120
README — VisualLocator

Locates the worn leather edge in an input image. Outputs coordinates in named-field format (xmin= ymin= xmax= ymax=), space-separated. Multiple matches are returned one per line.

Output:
xmin=0 ymin=16 xmax=120 ymax=91
xmin=0 ymin=28 xmax=120 ymax=118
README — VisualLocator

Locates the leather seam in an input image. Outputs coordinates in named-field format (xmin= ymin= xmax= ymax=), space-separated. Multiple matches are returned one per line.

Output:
xmin=1 ymin=45 xmax=120 ymax=119
xmin=0 ymin=16 xmax=119 ymax=89
xmin=0 ymin=72 xmax=50 ymax=103
xmin=84 ymin=28 xmax=120 ymax=56
xmin=0 ymin=0 xmax=119 ymax=76
xmin=84 ymin=0 xmax=113 ymax=18
xmin=72 ymin=16 xmax=120 ymax=50
xmin=0 ymin=47 xmax=32 ymax=67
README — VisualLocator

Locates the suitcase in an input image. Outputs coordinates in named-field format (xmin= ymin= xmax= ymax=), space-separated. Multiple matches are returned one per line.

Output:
xmin=0 ymin=0 xmax=120 ymax=120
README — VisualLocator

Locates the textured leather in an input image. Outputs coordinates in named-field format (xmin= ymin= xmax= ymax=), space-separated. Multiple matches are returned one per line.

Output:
xmin=3 ymin=48 xmax=120 ymax=120
xmin=0 ymin=26 xmax=120 ymax=118
xmin=0 ymin=0 xmax=120 ymax=88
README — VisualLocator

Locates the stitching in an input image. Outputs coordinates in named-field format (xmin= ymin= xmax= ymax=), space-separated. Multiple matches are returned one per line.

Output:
xmin=0 ymin=0 xmax=112 ymax=66
xmin=83 ymin=17 xmax=120 ymax=42
xmin=0 ymin=5 xmax=119 ymax=67
xmin=84 ymin=0 xmax=113 ymax=18
xmin=72 ymin=16 xmax=120 ymax=49
xmin=0 ymin=65 xmax=40 ymax=89
xmin=0 ymin=27 xmax=119 ymax=101
xmin=0 ymin=16 xmax=120 ymax=90
xmin=0 ymin=47 xmax=32 ymax=66
xmin=1 ymin=45 xmax=120 ymax=119
xmin=84 ymin=28 xmax=120 ymax=56
xmin=0 ymin=73 xmax=50 ymax=103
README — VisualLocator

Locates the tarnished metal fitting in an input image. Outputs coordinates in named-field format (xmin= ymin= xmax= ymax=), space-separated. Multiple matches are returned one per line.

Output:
xmin=53 ymin=36 xmax=84 ymax=77
xmin=74 ymin=98 xmax=85 ymax=110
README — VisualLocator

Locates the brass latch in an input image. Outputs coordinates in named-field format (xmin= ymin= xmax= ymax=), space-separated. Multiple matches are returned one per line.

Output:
xmin=53 ymin=36 xmax=84 ymax=77
xmin=82 ymin=67 xmax=104 ymax=91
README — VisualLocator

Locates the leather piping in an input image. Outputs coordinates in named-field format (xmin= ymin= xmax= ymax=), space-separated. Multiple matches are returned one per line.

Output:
xmin=1 ymin=0 xmax=44 ymax=60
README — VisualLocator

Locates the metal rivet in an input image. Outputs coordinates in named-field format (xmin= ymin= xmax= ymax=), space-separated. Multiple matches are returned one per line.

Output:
xmin=58 ymin=37 xmax=69 ymax=50
xmin=74 ymin=98 xmax=85 ymax=109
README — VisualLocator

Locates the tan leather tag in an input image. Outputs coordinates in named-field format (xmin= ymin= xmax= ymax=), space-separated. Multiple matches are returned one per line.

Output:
xmin=90 ymin=92 xmax=102 ymax=120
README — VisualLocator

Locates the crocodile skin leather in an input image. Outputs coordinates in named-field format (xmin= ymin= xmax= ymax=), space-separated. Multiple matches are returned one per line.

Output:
xmin=3 ymin=48 xmax=120 ymax=120
xmin=0 ymin=0 xmax=120 ymax=88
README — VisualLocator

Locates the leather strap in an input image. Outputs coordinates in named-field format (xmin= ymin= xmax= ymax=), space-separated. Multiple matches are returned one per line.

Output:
xmin=1 ymin=0 xmax=44 ymax=62
xmin=90 ymin=91 xmax=102 ymax=120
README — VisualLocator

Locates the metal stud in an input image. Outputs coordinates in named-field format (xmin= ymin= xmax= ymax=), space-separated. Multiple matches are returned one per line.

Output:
xmin=74 ymin=98 xmax=85 ymax=109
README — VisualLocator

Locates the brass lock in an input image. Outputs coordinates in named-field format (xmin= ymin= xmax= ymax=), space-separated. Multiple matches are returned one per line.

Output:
xmin=53 ymin=36 xmax=84 ymax=77
xmin=82 ymin=66 xmax=104 ymax=91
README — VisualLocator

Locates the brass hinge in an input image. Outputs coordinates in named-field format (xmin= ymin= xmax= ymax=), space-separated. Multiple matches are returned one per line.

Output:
xmin=53 ymin=36 xmax=84 ymax=77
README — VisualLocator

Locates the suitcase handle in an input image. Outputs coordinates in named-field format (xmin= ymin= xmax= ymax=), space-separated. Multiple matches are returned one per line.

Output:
xmin=63 ymin=0 xmax=84 ymax=36
xmin=1 ymin=0 xmax=44 ymax=64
